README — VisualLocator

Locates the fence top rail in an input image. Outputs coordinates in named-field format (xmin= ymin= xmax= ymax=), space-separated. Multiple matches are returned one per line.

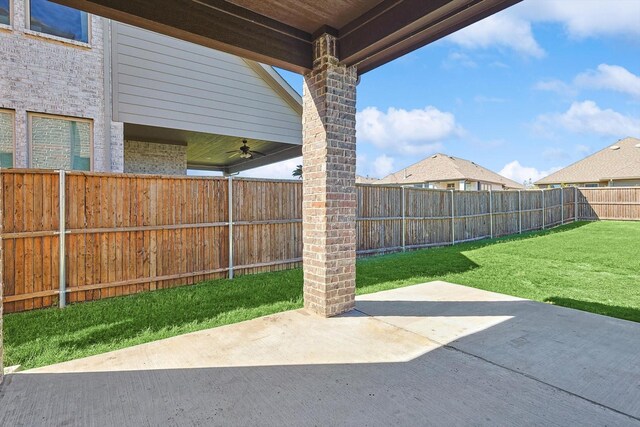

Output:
xmin=0 ymin=168 xmax=308 ymax=183
xmin=577 ymin=186 xmax=640 ymax=190
xmin=0 ymin=168 xmax=60 ymax=175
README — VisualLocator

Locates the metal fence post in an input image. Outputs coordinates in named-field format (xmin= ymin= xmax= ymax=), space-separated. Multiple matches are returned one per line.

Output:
xmin=541 ymin=189 xmax=545 ymax=230
xmin=560 ymin=188 xmax=564 ymax=225
xmin=401 ymin=186 xmax=406 ymax=251
xmin=574 ymin=186 xmax=578 ymax=221
xmin=518 ymin=190 xmax=522 ymax=234
xmin=489 ymin=190 xmax=493 ymax=239
xmin=228 ymin=176 xmax=234 ymax=279
xmin=59 ymin=170 xmax=66 ymax=308
xmin=450 ymin=190 xmax=455 ymax=245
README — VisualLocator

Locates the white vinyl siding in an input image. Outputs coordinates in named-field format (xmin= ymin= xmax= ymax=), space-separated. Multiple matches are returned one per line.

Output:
xmin=111 ymin=23 xmax=301 ymax=145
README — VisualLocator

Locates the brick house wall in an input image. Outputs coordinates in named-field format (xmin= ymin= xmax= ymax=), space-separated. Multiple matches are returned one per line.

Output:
xmin=123 ymin=140 xmax=187 ymax=175
xmin=0 ymin=1 xmax=123 ymax=171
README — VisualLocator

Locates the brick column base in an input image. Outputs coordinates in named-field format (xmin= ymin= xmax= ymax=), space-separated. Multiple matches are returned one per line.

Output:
xmin=302 ymin=33 xmax=357 ymax=317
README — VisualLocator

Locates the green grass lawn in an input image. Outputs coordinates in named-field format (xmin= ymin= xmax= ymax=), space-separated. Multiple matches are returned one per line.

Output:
xmin=4 ymin=221 xmax=639 ymax=370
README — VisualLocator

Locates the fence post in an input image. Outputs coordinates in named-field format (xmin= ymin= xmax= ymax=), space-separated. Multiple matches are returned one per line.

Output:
xmin=228 ymin=176 xmax=234 ymax=279
xmin=489 ymin=190 xmax=493 ymax=239
xmin=401 ymin=186 xmax=406 ymax=251
xmin=450 ymin=190 xmax=455 ymax=245
xmin=59 ymin=170 xmax=66 ymax=308
xmin=560 ymin=188 xmax=564 ymax=225
xmin=0 ymin=169 xmax=4 ymax=383
xmin=518 ymin=190 xmax=522 ymax=234
xmin=541 ymin=189 xmax=545 ymax=230
xmin=574 ymin=186 xmax=578 ymax=221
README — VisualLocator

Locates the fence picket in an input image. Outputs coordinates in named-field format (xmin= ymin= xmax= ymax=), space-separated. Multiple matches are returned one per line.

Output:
xmin=1 ymin=169 xmax=637 ymax=313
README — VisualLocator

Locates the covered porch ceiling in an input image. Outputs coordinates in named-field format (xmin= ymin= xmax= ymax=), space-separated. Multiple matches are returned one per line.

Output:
xmin=53 ymin=0 xmax=521 ymax=74
xmin=125 ymin=123 xmax=301 ymax=174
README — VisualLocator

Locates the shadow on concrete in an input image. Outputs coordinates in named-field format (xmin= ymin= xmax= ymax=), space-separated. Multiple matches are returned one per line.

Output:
xmin=4 ymin=222 xmax=590 ymax=367
xmin=2 ymin=289 xmax=639 ymax=426
xmin=354 ymin=296 xmax=640 ymax=422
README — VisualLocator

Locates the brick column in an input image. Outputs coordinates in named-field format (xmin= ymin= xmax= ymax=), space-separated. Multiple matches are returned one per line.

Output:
xmin=302 ymin=33 xmax=357 ymax=317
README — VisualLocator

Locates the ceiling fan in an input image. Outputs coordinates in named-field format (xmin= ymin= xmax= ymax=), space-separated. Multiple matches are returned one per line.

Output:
xmin=227 ymin=139 xmax=265 ymax=159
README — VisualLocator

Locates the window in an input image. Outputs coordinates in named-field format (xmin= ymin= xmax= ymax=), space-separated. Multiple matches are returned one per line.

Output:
xmin=446 ymin=183 xmax=455 ymax=190
xmin=0 ymin=0 xmax=9 ymax=26
xmin=28 ymin=0 xmax=89 ymax=43
xmin=0 ymin=110 xmax=14 ymax=167
xmin=29 ymin=114 xmax=91 ymax=170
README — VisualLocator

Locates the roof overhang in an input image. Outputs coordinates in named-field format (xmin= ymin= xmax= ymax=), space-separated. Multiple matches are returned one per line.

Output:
xmin=124 ymin=123 xmax=301 ymax=174
xmin=52 ymin=0 xmax=521 ymax=75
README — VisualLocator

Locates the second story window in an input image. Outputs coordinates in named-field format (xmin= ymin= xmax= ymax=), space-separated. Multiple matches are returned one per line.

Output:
xmin=28 ymin=0 xmax=89 ymax=43
xmin=0 ymin=0 xmax=10 ymax=26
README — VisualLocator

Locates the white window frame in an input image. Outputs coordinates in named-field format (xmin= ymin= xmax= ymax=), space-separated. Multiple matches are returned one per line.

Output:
xmin=27 ymin=112 xmax=94 ymax=171
xmin=0 ymin=108 xmax=16 ymax=168
xmin=25 ymin=0 xmax=91 ymax=46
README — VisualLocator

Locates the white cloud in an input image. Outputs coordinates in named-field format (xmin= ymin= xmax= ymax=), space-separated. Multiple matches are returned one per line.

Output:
xmin=448 ymin=13 xmax=545 ymax=58
xmin=534 ymin=100 xmax=640 ymax=137
xmin=533 ymin=79 xmax=578 ymax=97
xmin=500 ymin=161 xmax=562 ymax=184
xmin=574 ymin=64 xmax=640 ymax=98
xmin=448 ymin=1 xmax=640 ymax=57
xmin=442 ymin=52 xmax=477 ymax=69
xmin=534 ymin=64 xmax=640 ymax=99
xmin=238 ymin=157 xmax=302 ymax=180
xmin=356 ymin=106 xmax=460 ymax=155
xmin=371 ymin=155 xmax=395 ymax=178
xmin=517 ymin=0 xmax=640 ymax=39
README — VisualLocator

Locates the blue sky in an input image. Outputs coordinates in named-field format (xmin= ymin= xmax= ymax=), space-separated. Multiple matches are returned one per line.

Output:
xmin=238 ymin=0 xmax=640 ymax=183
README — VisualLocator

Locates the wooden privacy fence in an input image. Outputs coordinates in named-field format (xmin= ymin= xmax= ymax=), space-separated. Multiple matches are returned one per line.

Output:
xmin=356 ymin=184 xmax=576 ymax=254
xmin=577 ymin=187 xmax=640 ymax=221
xmin=0 ymin=169 xmax=636 ymax=313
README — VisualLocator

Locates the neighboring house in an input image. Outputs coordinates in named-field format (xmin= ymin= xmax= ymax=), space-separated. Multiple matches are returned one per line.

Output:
xmin=536 ymin=137 xmax=640 ymax=188
xmin=376 ymin=153 xmax=523 ymax=190
xmin=0 ymin=0 xmax=301 ymax=175
xmin=356 ymin=175 xmax=379 ymax=184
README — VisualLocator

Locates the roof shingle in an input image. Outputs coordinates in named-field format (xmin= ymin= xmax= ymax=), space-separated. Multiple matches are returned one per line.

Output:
xmin=535 ymin=137 xmax=640 ymax=185
xmin=376 ymin=154 xmax=523 ymax=189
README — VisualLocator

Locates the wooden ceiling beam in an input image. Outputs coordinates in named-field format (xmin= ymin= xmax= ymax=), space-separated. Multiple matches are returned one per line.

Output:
xmin=338 ymin=0 xmax=523 ymax=73
xmin=51 ymin=0 xmax=313 ymax=73
xmin=52 ymin=0 xmax=521 ymax=75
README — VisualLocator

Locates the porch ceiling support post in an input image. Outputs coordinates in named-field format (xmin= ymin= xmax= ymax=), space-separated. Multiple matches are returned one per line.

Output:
xmin=302 ymin=33 xmax=357 ymax=317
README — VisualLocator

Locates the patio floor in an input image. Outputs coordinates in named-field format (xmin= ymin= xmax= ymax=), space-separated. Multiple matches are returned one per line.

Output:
xmin=1 ymin=281 xmax=639 ymax=426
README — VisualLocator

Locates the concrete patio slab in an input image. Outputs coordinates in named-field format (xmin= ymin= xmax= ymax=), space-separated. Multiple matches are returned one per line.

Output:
xmin=1 ymin=281 xmax=639 ymax=426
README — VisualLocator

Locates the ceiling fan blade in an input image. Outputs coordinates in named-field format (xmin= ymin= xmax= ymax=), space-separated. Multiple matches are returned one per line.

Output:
xmin=228 ymin=152 xmax=240 ymax=158
xmin=226 ymin=150 xmax=240 ymax=153
xmin=251 ymin=151 xmax=266 ymax=157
